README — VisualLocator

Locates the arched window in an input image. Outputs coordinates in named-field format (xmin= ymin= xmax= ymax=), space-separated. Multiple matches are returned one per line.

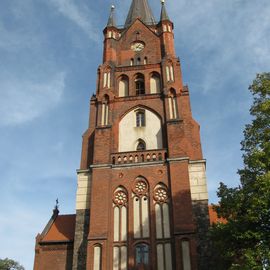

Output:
xmin=154 ymin=184 xmax=172 ymax=270
xmin=136 ymin=110 xmax=145 ymax=127
xmin=113 ymin=246 xmax=127 ymax=270
xmin=136 ymin=139 xmax=146 ymax=151
xmin=135 ymin=74 xmax=145 ymax=95
xmin=154 ymin=184 xmax=171 ymax=239
xmin=181 ymin=240 xmax=191 ymax=270
xmin=93 ymin=245 xmax=102 ymax=270
xmin=119 ymin=76 xmax=129 ymax=97
xmin=137 ymin=57 xmax=141 ymax=65
xmin=130 ymin=58 xmax=134 ymax=66
xmin=112 ymin=187 xmax=128 ymax=270
xmin=103 ymin=69 xmax=111 ymax=88
xmin=168 ymin=89 xmax=178 ymax=119
xmin=157 ymin=243 xmax=172 ymax=270
xmin=132 ymin=177 xmax=150 ymax=239
xmin=166 ymin=63 xmax=174 ymax=82
xmin=101 ymin=95 xmax=109 ymax=126
xmin=150 ymin=73 xmax=161 ymax=94
xmin=135 ymin=244 xmax=149 ymax=267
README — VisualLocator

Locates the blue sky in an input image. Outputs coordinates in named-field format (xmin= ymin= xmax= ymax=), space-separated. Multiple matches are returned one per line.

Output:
xmin=0 ymin=0 xmax=269 ymax=269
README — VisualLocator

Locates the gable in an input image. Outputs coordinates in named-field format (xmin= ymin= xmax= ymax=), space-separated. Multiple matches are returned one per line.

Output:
xmin=117 ymin=19 xmax=161 ymax=66
xmin=41 ymin=214 xmax=76 ymax=243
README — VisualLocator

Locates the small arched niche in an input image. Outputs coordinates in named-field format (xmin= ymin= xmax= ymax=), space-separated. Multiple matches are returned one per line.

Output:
xmin=168 ymin=88 xmax=178 ymax=119
xmin=150 ymin=72 xmax=161 ymax=94
xmin=118 ymin=75 xmax=129 ymax=97
xmin=101 ymin=94 xmax=109 ymax=126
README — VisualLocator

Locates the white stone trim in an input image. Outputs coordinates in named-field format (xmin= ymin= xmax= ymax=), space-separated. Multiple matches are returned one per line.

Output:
xmin=76 ymin=171 xmax=91 ymax=210
xmin=188 ymin=161 xmax=208 ymax=201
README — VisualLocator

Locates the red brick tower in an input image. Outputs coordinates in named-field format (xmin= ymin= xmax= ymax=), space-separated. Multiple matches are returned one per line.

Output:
xmin=34 ymin=1 xmax=210 ymax=270
xmin=75 ymin=0 xmax=209 ymax=269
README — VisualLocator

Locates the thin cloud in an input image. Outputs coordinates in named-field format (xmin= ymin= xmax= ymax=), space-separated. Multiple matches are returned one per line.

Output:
xmin=49 ymin=0 xmax=100 ymax=42
xmin=170 ymin=0 xmax=270 ymax=93
xmin=0 ymin=72 xmax=65 ymax=126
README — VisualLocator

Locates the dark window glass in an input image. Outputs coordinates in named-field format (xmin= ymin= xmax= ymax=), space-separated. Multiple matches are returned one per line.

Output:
xmin=136 ymin=111 xmax=145 ymax=127
xmin=135 ymin=244 xmax=149 ymax=265
xmin=136 ymin=80 xmax=145 ymax=95
xmin=137 ymin=140 xmax=146 ymax=151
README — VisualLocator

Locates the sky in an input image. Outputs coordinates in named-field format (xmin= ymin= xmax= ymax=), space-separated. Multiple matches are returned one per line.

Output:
xmin=0 ymin=0 xmax=269 ymax=269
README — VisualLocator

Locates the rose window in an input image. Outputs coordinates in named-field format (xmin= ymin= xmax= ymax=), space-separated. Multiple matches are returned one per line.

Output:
xmin=134 ymin=181 xmax=147 ymax=194
xmin=154 ymin=188 xmax=168 ymax=202
xmin=114 ymin=191 xmax=128 ymax=205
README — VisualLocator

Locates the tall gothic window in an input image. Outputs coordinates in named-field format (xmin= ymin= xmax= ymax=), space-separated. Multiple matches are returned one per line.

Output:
xmin=132 ymin=177 xmax=150 ymax=239
xmin=93 ymin=245 xmax=102 ymax=270
xmin=168 ymin=89 xmax=178 ymax=119
xmin=136 ymin=110 xmax=145 ymax=127
xmin=166 ymin=63 xmax=174 ymax=82
xmin=157 ymin=243 xmax=172 ymax=270
xmin=154 ymin=184 xmax=173 ymax=270
xmin=113 ymin=187 xmax=128 ymax=270
xmin=101 ymin=95 xmax=109 ymax=126
xmin=135 ymin=74 xmax=145 ymax=95
xmin=181 ymin=240 xmax=192 ymax=270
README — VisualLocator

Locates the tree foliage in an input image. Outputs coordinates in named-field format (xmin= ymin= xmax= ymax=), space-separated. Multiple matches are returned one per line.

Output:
xmin=210 ymin=73 xmax=270 ymax=270
xmin=0 ymin=258 xmax=25 ymax=270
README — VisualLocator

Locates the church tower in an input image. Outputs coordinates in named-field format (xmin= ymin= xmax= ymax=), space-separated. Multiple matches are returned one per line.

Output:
xmin=34 ymin=1 xmax=210 ymax=270
xmin=74 ymin=0 xmax=209 ymax=269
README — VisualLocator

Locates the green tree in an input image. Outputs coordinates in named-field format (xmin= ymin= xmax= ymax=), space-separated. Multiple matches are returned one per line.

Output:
xmin=0 ymin=258 xmax=25 ymax=270
xmin=210 ymin=73 xmax=270 ymax=270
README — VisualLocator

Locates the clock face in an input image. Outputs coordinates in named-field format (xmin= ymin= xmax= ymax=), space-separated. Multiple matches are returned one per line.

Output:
xmin=131 ymin=42 xmax=145 ymax=52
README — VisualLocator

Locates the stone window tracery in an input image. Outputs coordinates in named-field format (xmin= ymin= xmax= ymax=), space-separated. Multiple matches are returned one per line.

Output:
xmin=154 ymin=187 xmax=169 ymax=203
xmin=132 ymin=177 xmax=150 ymax=239
xmin=154 ymin=184 xmax=172 ymax=270
xmin=154 ymin=184 xmax=171 ymax=239
xmin=112 ymin=187 xmax=128 ymax=270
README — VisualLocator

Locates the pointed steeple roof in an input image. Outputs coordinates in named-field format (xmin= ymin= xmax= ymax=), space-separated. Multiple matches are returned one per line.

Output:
xmin=107 ymin=5 xmax=116 ymax=27
xmin=124 ymin=0 xmax=156 ymax=28
xmin=160 ymin=0 xmax=170 ymax=22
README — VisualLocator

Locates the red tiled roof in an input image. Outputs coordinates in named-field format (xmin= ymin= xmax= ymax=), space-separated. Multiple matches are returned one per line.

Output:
xmin=42 ymin=214 xmax=76 ymax=242
xmin=208 ymin=205 xmax=226 ymax=224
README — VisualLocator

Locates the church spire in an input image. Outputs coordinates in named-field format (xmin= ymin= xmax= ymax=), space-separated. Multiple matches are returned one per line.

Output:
xmin=107 ymin=5 xmax=116 ymax=27
xmin=160 ymin=0 xmax=170 ymax=22
xmin=124 ymin=0 xmax=156 ymax=28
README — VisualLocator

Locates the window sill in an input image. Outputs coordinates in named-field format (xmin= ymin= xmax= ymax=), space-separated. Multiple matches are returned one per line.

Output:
xmin=96 ymin=125 xmax=112 ymax=129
